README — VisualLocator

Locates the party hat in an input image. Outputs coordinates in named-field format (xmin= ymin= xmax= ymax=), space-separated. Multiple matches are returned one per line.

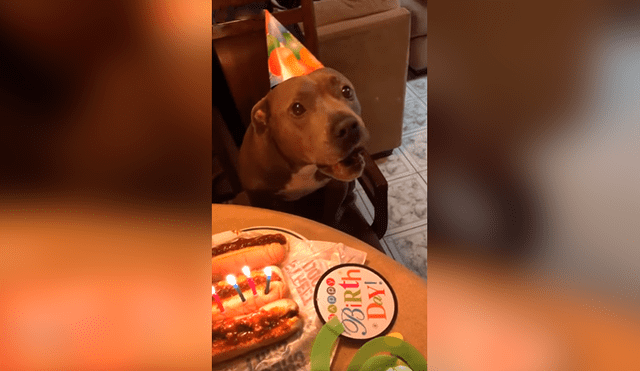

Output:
xmin=265 ymin=10 xmax=324 ymax=88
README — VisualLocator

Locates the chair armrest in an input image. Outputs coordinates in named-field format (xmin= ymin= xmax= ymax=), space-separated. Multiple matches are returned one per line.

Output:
xmin=357 ymin=150 xmax=388 ymax=239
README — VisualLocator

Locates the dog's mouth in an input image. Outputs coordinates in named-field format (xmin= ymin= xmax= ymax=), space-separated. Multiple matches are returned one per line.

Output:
xmin=317 ymin=146 xmax=366 ymax=181
xmin=339 ymin=146 xmax=365 ymax=167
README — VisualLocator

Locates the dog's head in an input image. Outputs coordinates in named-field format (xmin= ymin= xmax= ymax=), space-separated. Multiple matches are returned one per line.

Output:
xmin=250 ymin=68 xmax=369 ymax=181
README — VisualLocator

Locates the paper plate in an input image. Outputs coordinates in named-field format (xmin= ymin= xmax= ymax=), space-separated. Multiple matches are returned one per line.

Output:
xmin=240 ymin=226 xmax=308 ymax=242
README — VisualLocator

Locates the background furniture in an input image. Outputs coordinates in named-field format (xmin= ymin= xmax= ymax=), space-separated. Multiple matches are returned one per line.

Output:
xmin=399 ymin=0 xmax=427 ymax=72
xmin=212 ymin=203 xmax=428 ymax=368
xmin=213 ymin=0 xmax=389 ymax=249
xmin=313 ymin=0 xmax=412 ymax=157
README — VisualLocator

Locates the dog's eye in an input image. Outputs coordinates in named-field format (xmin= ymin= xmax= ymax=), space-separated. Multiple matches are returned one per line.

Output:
xmin=341 ymin=86 xmax=353 ymax=99
xmin=291 ymin=102 xmax=306 ymax=116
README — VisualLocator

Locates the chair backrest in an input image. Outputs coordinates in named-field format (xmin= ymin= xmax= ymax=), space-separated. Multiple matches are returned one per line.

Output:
xmin=213 ymin=0 xmax=320 ymax=202
xmin=213 ymin=0 xmax=318 ymax=55
xmin=213 ymin=0 xmax=318 ymax=129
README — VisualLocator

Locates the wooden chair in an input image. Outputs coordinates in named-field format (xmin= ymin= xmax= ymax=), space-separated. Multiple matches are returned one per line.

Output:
xmin=213 ymin=0 xmax=389 ymax=249
xmin=213 ymin=0 xmax=318 ymax=55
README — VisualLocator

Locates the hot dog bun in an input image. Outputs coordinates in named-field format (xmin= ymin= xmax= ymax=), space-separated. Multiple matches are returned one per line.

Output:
xmin=212 ymin=266 xmax=289 ymax=321
xmin=212 ymin=299 xmax=303 ymax=364
xmin=212 ymin=234 xmax=288 ymax=281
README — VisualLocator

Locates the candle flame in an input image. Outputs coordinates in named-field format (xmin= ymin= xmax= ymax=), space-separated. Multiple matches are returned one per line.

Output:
xmin=242 ymin=266 xmax=251 ymax=277
xmin=226 ymin=274 xmax=237 ymax=286
xmin=212 ymin=286 xmax=216 ymax=295
xmin=264 ymin=266 xmax=272 ymax=277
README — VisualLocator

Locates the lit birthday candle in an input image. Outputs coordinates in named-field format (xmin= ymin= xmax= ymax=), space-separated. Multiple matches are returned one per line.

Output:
xmin=264 ymin=266 xmax=272 ymax=295
xmin=242 ymin=266 xmax=258 ymax=296
xmin=226 ymin=274 xmax=246 ymax=302
xmin=212 ymin=286 xmax=224 ymax=312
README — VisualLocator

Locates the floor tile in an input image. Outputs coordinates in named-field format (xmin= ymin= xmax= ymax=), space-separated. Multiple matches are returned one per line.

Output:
xmin=354 ymin=179 xmax=365 ymax=196
xmin=378 ymin=238 xmax=397 ymax=260
xmin=402 ymin=89 xmax=427 ymax=135
xmin=374 ymin=148 xmax=414 ymax=181
xmin=407 ymin=76 xmax=427 ymax=104
xmin=419 ymin=169 xmax=427 ymax=184
xmin=399 ymin=129 xmax=427 ymax=172
xmin=386 ymin=174 xmax=428 ymax=235
xmin=358 ymin=75 xmax=428 ymax=276
xmin=384 ymin=226 xmax=427 ymax=280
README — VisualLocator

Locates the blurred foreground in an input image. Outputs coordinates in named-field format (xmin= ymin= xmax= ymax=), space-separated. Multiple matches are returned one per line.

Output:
xmin=429 ymin=1 xmax=640 ymax=369
xmin=1 ymin=2 xmax=212 ymax=370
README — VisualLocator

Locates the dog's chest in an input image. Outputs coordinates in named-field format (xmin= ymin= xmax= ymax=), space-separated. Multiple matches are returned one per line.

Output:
xmin=276 ymin=165 xmax=330 ymax=201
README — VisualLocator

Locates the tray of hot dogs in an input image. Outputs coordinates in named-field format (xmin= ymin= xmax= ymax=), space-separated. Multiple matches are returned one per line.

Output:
xmin=212 ymin=227 xmax=367 ymax=371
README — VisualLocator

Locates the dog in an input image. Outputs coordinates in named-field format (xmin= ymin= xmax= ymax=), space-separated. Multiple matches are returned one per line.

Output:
xmin=237 ymin=67 xmax=369 ymax=224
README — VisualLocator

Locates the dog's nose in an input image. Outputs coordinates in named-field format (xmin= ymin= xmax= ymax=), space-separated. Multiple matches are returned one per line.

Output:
xmin=333 ymin=116 xmax=361 ymax=144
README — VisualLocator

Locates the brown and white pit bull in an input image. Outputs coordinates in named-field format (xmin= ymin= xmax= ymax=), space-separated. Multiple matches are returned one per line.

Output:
xmin=237 ymin=68 xmax=369 ymax=224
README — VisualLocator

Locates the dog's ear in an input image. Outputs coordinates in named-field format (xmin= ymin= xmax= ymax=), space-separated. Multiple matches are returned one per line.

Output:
xmin=250 ymin=96 xmax=269 ymax=135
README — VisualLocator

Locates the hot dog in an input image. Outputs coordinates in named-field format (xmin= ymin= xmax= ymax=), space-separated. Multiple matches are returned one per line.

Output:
xmin=212 ymin=266 xmax=289 ymax=321
xmin=212 ymin=233 xmax=288 ymax=281
xmin=212 ymin=298 xmax=303 ymax=364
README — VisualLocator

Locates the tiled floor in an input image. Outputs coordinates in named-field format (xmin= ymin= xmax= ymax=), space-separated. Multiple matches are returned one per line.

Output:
xmin=354 ymin=74 xmax=427 ymax=281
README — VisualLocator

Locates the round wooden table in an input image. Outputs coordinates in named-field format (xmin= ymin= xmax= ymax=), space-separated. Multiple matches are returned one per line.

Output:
xmin=212 ymin=204 xmax=427 ymax=369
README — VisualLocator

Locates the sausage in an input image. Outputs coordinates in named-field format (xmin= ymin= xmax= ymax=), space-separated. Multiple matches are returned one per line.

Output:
xmin=212 ymin=234 xmax=288 ymax=281
xmin=212 ymin=299 xmax=303 ymax=364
